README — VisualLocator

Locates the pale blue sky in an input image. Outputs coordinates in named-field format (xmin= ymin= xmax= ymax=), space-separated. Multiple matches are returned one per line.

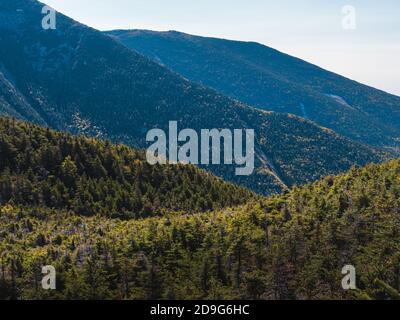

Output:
xmin=43 ymin=0 xmax=400 ymax=96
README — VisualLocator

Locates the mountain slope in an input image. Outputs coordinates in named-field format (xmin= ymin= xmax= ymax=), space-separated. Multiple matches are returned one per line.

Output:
xmin=0 ymin=117 xmax=254 ymax=218
xmin=0 ymin=0 xmax=388 ymax=195
xmin=1 ymin=151 xmax=399 ymax=299
xmin=0 ymin=65 xmax=46 ymax=125
xmin=106 ymin=29 xmax=400 ymax=150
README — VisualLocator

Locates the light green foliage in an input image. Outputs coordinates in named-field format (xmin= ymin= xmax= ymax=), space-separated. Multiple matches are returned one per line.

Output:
xmin=1 ymin=144 xmax=399 ymax=299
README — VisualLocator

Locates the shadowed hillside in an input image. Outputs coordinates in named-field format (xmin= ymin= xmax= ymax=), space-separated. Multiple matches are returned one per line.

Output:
xmin=107 ymin=29 xmax=400 ymax=150
xmin=0 ymin=0 xmax=389 ymax=195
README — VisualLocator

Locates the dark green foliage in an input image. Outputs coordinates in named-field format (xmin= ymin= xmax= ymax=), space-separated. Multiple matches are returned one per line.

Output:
xmin=0 ymin=118 xmax=253 ymax=218
xmin=1 ymin=155 xmax=399 ymax=300
xmin=0 ymin=1 xmax=398 ymax=300
xmin=0 ymin=0 xmax=390 ymax=195
xmin=373 ymin=279 xmax=400 ymax=300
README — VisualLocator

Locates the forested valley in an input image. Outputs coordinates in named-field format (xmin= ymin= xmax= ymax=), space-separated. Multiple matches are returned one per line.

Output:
xmin=1 ymin=118 xmax=399 ymax=300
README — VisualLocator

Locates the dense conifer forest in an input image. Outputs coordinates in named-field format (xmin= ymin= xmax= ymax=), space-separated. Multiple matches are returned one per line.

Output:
xmin=0 ymin=0 xmax=391 ymax=196
xmin=0 ymin=1 xmax=399 ymax=302
xmin=0 ymin=118 xmax=253 ymax=218
xmin=0 ymin=118 xmax=399 ymax=300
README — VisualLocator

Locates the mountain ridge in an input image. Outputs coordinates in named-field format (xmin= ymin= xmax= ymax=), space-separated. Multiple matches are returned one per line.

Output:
xmin=106 ymin=29 xmax=400 ymax=150
xmin=0 ymin=0 xmax=390 ymax=195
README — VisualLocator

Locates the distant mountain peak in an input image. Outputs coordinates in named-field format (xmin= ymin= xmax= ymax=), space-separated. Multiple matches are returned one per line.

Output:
xmin=0 ymin=0 xmax=390 ymax=195
xmin=107 ymin=28 xmax=400 ymax=149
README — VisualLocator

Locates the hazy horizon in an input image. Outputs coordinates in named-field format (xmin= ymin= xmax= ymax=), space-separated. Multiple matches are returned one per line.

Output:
xmin=43 ymin=0 xmax=400 ymax=96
